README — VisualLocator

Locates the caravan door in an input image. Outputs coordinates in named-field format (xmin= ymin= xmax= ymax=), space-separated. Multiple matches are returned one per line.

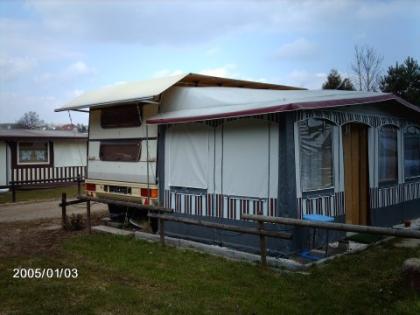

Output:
xmin=342 ymin=123 xmax=370 ymax=225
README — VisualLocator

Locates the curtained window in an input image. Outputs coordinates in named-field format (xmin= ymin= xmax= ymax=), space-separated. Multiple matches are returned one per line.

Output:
xmin=299 ymin=118 xmax=334 ymax=192
xmin=404 ymin=126 xmax=420 ymax=179
xmin=379 ymin=125 xmax=398 ymax=184
xmin=18 ymin=142 xmax=49 ymax=164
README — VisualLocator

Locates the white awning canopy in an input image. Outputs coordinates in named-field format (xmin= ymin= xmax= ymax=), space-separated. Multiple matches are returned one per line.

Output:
xmin=55 ymin=73 xmax=302 ymax=112
xmin=147 ymin=87 xmax=419 ymax=124
xmin=55 ymin=74 xmax=188 ymax=112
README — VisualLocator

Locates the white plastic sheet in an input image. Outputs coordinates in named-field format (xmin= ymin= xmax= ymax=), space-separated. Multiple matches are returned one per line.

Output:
xmin=166 ymin=124 xmax=210 ymax=189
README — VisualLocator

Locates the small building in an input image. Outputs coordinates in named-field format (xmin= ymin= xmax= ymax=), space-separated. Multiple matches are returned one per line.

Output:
xmin=0 ymin=129 xmax=87 ymax=187
xmin=56 ymin=73 xmax=420 ymax=256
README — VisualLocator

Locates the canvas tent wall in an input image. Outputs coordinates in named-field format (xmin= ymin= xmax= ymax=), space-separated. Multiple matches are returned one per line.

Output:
xmin=0 ymin=141 xmax=7 ymax=186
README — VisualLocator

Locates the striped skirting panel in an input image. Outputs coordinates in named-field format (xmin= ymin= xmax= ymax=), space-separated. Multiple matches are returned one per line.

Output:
xmin=163 ymin=190 xmax=277 ymax=220
xmin=11 ymin=166 xmax=86 ymax=185
xmin=296 ymin=192 xmax=345 ymax=219
xmin=370 ymin=181 xmax=420 ymax=209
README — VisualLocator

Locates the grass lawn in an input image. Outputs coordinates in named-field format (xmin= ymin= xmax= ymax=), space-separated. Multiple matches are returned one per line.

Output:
xmin=0 ymin=232 xmax=419 ymax=314
xmin=0 ymin=184 xmax=81 ymax=204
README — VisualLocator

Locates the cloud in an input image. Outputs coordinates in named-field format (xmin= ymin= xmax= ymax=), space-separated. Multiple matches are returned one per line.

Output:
xmin=152 ymin=69 xmax=184 ymax=78
xmin=35 ymin=61 xmax=95 ymax=83
xmin=64 ymin=61 xmax=94 ymax=77
xmin=0 ymin=56 xmax=37 ymax=80
xmin=275 ymin=38 xmax=317 ymax=60
xmin=280 ymin=70 xmax=327 ymax=89
xmin=199 ymin=64 xmax=238 ymax=78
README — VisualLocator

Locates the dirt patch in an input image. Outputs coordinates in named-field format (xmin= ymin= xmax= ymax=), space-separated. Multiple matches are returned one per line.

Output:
xmin=0 ymin=212 xmax=107 ymax=258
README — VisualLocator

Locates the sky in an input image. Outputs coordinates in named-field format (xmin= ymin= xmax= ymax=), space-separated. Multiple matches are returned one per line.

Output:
xmin=1 ymin=0 xmax=419 ymax=125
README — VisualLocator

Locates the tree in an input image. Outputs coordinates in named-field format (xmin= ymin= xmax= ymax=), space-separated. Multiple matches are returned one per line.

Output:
xmin=322 ymin=69 xmax=355 ymax=90
xmin=16 ymin=111 xmax=44 ymax=129
xmin=380 ymin=57 xmax=420 ymax=106
xmin=77 ymin=123 xmax=88 ymax=133
xmin=351 ymin=45 xmax=383 ymax=91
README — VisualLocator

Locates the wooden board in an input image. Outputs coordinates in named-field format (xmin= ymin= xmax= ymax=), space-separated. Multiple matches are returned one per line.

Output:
xmin=343 ymin=124 xmax=369 ymax=225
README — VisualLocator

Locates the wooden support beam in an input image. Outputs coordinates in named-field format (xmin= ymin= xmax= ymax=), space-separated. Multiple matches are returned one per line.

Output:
xmin=86 ymin=200 xmax=91 ymax=234
xmin=159 ymin=218 xmax=165 ymax=246
xmin=61 ymin=193 xmax=67 ymax=229
xmin=148 ymin=213 xmax=292 ymax=240
xmin=242 ymin=214 xmax=420 ymax=239
xmin=78 ymin=195 xmax=173 ymax=213
xmin=11 ymin=182 xmax=16 ymax=203
xmin=258 ymin=221 xmax=267 ymax=267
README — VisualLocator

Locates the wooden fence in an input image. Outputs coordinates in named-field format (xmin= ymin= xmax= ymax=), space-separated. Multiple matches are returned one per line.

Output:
xmin=11 ymin=166 xmax=86 ymax=185
xmin=0 ymin=166 xmax=86 ymax=203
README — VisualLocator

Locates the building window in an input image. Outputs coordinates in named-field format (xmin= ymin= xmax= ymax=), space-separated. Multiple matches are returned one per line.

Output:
xmin=379 ymin=125 xmax=398 ymax=185
xmin=299 ymin=118 xmax=334 ymax=192
xmin=18 ymin=142 xmax=49 ymax=164
xmin=404 ymin=126 xmax=420 ymax=179
xmin=99 ymin=141 xmax=141 ymax=162
xmin=100 ymin=104 xmax=142 ymax=128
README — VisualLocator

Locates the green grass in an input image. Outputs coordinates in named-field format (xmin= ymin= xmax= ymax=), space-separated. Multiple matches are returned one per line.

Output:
xmin=1 ymin=234 xmax=420 ymax=314
xmin=346 ymin=233 xmax=385 ymax=244
xmin=0 ymin=184 xmax=81 ymax=204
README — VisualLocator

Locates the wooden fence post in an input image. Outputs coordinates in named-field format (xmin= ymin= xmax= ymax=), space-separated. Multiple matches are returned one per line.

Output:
xmin=159 ymin=218 xmax=165 ymax=246
xmin=11 ymin=182 xmax=16 ymax=203
xmin=61 ymin=193 xmax=67 ymax=229
xmin=258 ymin=221 xmax=267 ymax=268
xmin=77 ymin=174 xmax=81 ymax=196
xmin=86 ymin=200 xmax=91 ymax=234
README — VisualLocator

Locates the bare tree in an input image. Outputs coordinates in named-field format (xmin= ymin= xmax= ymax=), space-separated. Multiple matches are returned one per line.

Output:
xmin=351 ymin=45 xmax=383 ymax=91
xmin=16 ymin=111 xmax=44 ymax=129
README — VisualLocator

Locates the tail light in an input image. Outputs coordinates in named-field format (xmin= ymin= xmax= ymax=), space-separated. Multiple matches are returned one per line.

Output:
xmin=140 ymin=188 xmax=158 ymax=198
xmin=85 ymin=183 xmax=96 ymax=191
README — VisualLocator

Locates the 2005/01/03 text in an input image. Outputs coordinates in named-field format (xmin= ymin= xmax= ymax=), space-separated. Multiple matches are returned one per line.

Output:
xmin=12 ymin=268 xmax=78 ymax=279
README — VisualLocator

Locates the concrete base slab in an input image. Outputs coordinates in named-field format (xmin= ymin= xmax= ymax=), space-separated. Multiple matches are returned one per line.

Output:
xmin=395 ymin=238 xmax=420 ymax=248
xmin=133 ymin=230 xmax=303 ymax=270
xmin=92 ymin=225 xmax=134 ymax=237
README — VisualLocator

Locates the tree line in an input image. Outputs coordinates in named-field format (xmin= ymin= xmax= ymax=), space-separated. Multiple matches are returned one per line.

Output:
xmin=322 ymin=45 xmax=420 ymax=107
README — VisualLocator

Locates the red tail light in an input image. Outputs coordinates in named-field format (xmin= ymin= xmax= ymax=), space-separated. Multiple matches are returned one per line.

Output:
xmin=140 ymin=188 xmax=158 ymax=198
xmin=85 ymin=183 xmax=96 ymax=191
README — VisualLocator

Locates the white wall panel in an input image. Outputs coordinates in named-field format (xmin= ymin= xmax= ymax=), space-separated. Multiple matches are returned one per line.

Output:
xmin=222 ymin=119 xmax=271 ymax=198
xmin=54 ymin=141 xmax=87 ymax=167
xmin=0 ymin=141 xmax=7 ymax=185
xmin=166 ymin=124 xmax=210 ymax=189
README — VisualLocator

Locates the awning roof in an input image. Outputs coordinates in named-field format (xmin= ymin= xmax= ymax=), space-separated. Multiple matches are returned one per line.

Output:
xmin=146 ymin=87 xmax=419 ymax=124
xmin=55 ymin=73 xmax=302 ymax=112
xmin=0 ymin=129 xmax=87 ymax=140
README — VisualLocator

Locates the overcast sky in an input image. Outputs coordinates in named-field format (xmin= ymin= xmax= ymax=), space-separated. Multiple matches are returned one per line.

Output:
xmin=1 ymin=0 xmax=419 ymax=125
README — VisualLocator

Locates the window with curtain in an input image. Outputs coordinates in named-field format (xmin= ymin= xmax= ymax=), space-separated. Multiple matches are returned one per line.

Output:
xmin=404 ymin=126 xmax=420 ymax=179
xmin=18 ymin=142 xmax=49 ymax=164
xmin=299 ymin=118 xmax=334 ymax=192
xmin=379 ymin=125 xmax=398 ymax=184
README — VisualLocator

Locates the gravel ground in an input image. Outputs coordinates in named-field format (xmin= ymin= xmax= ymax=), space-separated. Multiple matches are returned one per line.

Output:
xmin=0 ymin=199 xmax=107 ymax=223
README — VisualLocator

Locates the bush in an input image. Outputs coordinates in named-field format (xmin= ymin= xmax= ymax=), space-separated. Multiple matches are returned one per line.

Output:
xmin=66 ymin=213 xmax=85 ymax=231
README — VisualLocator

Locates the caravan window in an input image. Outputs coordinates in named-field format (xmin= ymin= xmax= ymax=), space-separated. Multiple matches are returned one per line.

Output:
xmin=18 ymin=142 xmax=49 ymax=164
xmin=379 ymin=125 xmax=398 ymax=185
xmin=299 ymin=118 xmax=334 ymax=192
xmin=99 ymin=141 xmax=141 ymax=162
xmin=404 ymin=126 xmax=420 ymax=179
xmin=101 ymin=104 xmax=142 ymax=128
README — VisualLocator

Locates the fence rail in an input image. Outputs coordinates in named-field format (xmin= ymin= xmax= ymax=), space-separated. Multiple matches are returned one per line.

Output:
xmin=148 ymin=212 xmax=292 ymax=267
xmin=11 ymin=166 xmax=86 ymax=185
